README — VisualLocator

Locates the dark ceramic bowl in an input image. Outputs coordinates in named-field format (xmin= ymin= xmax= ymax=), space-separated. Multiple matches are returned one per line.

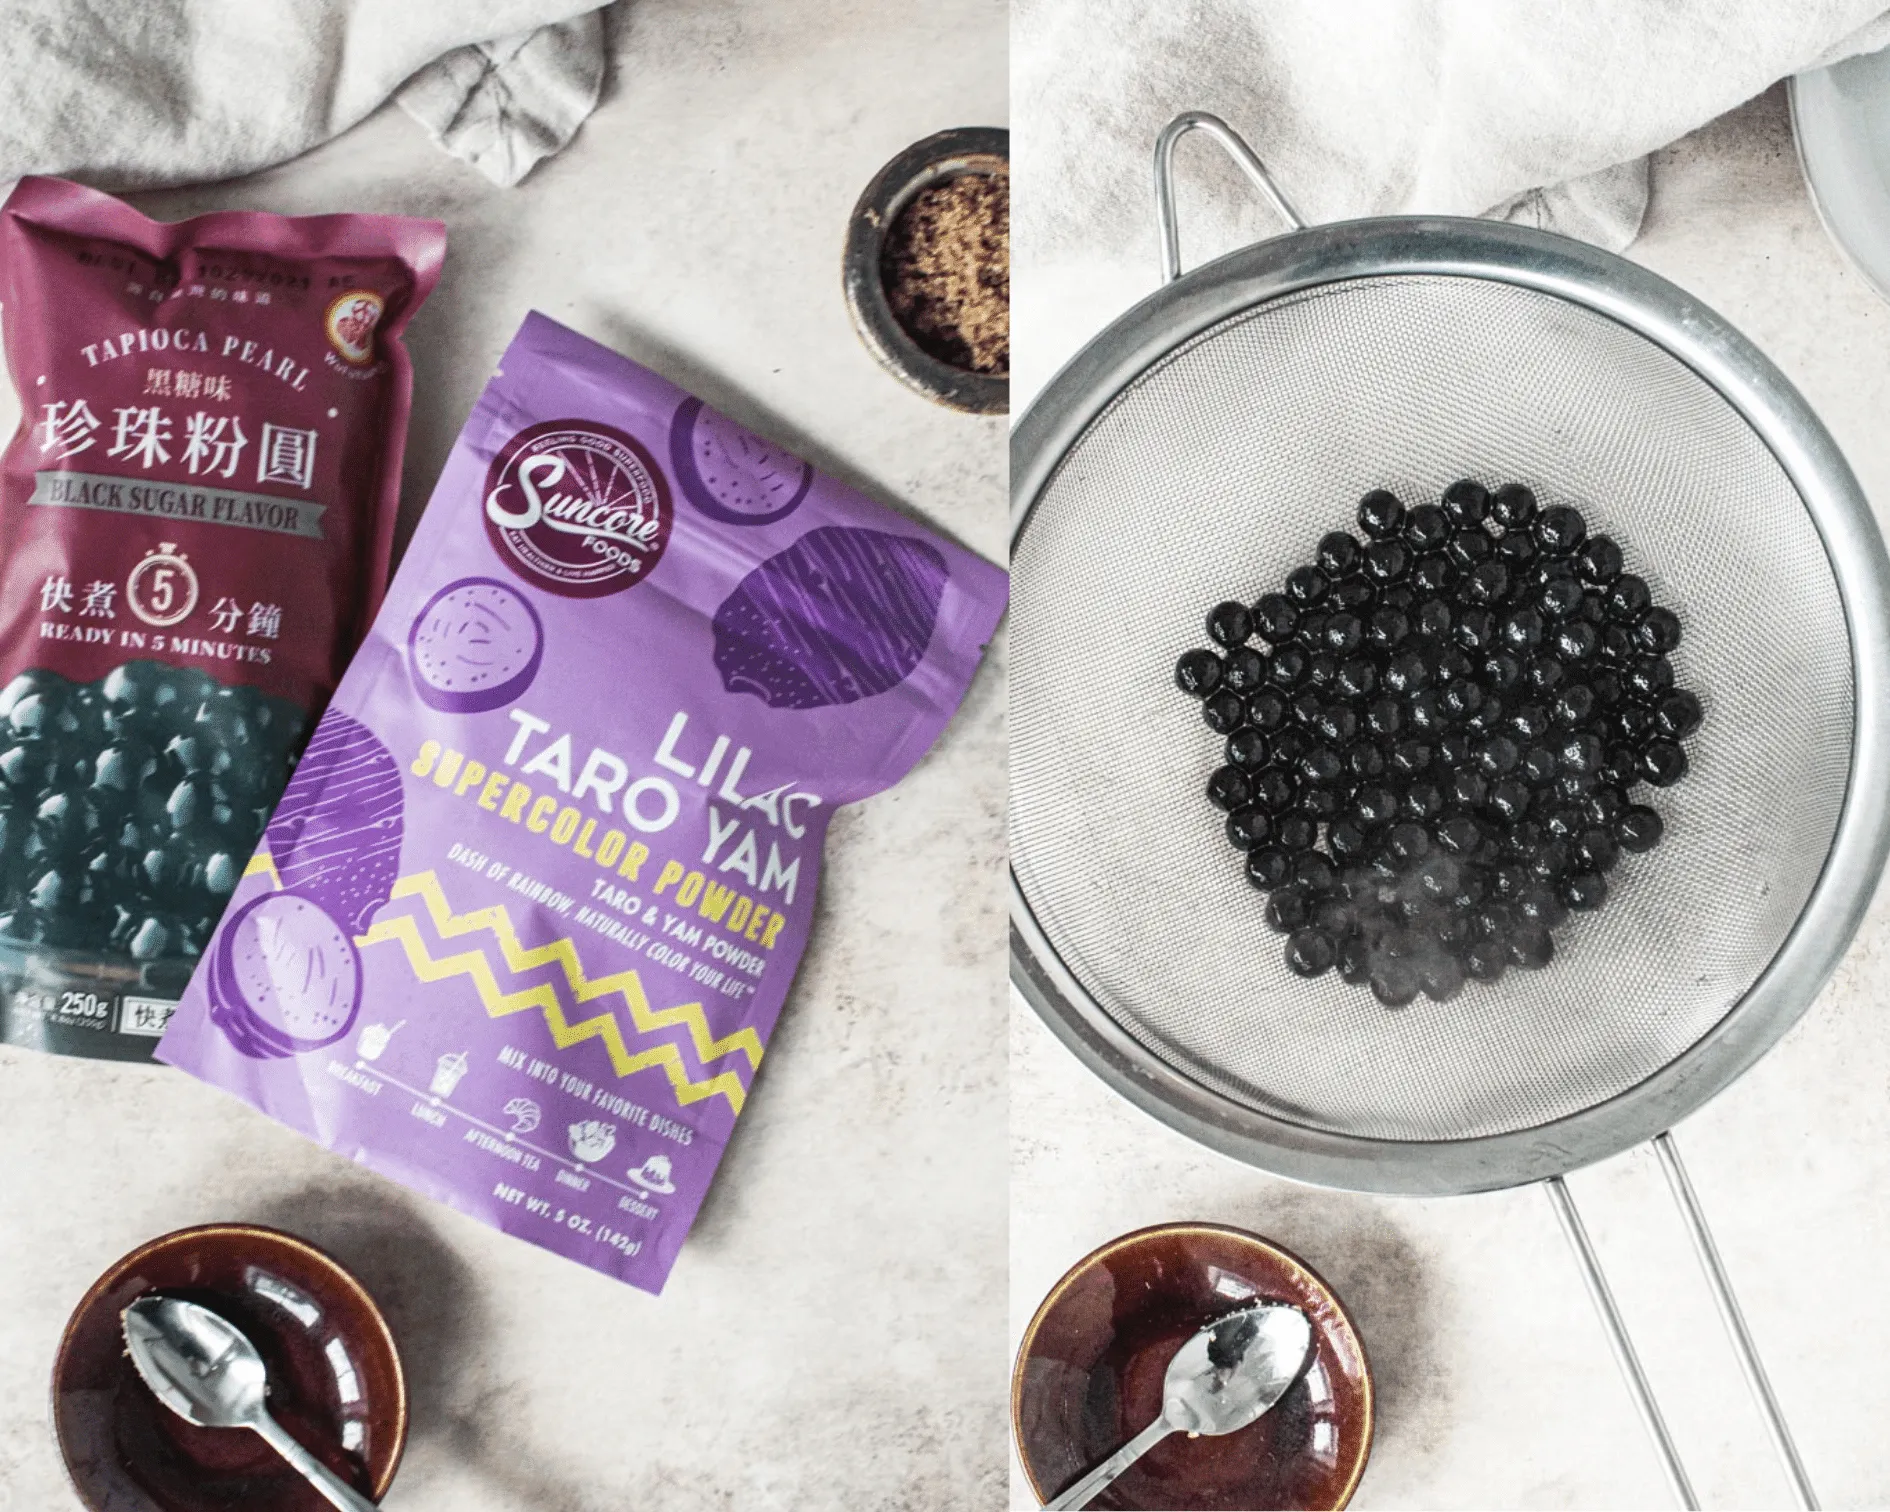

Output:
xmin=844 ymin=125 xmax=1008 ymax=415
xmin=1013 ymin=1223 xmax=1373 ymax=1510
xmin=53 ymin=1224 xmax=407 ymax=1510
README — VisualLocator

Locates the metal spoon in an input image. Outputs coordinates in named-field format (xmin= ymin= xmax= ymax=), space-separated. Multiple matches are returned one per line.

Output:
xmin=1043 ymin=1301 xmax=1315 ymax=1510
xmin=122 ymin=1295 xmax=378 ymax=1512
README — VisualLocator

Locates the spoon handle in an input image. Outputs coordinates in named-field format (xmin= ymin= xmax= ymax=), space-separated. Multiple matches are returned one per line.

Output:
xmin=251 ymin=1410 xmax=379 ymax=1512
xmin=1043 ymin=1417 xmax=1173 ymax=1510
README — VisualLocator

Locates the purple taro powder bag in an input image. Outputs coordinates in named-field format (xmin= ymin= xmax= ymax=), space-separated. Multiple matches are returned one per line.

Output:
xmin=156 ymin=312 xmax=1007 ymax=1292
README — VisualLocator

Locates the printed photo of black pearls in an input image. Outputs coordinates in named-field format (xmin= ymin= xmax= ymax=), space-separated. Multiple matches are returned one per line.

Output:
xmin=1174 ymin=481 xmax=1700 ymax=1008
xmin=0 ymin=663 xmax=305 ymax=963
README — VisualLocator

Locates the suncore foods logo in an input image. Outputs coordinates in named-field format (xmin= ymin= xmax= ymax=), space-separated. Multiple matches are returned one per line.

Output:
xmin=483 ymin=419 xmax=673 ymax=597
xmin=324 ymin=289 xmax=384 ymax=365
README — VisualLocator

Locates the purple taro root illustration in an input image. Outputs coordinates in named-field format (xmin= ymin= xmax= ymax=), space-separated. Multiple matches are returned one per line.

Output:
xmin=712 ymin=526 xmax=949 ymax=709
xmin=408 ymin=577 xmax=545 ymax=713
xmin=208 ymin=892 xmax=364 ymax=1058
xmin=263 ymin=712 xmax=404 ymax=935
xmin=669 ymin=397 xmax=814 ymax=527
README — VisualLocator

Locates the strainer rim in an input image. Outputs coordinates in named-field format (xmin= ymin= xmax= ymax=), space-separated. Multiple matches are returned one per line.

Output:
xmin=1009 ymin=214 xmax=1890 ymax=1194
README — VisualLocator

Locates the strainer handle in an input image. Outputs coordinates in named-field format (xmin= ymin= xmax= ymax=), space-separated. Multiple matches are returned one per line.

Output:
xmin=1655 ymin=1132 xmax=1820 ymax=1509
xmin=1154 ymin=112 xmax=1306 ymax=283
xmin=1546 ymin=1176 xmax=1700 ymax=1509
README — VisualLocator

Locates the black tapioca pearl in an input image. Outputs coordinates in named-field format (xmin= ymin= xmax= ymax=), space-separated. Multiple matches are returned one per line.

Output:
xmin=1301 ymin=786 xmax=1343 ymax=821
xmin=1266 ymin=885 xmax=1313 ymax=934
xmin=1337 ymin=934 xmax=1373 ymax=984
xmin=1315 ymin=705 xmax=1361 ymax=745
xmin=1290 ymin=690 xmax=1324 ymax=728
xmin=1434 ymin=647 xmax=1474 ymax=685
xmin=1461 ymin=559 xmax=1511 ymax=606
xmin=1559 ymin=870 xmax=1608 ymax=911
xmin=1358 ymin=489 xmax=1406 ymax=539
xmin=1202 ymin=691 xmax=1246 ymax=734
xmin=1406 ymin=690 xmax=1448 ymax=735
xmin=1286 ymin=565 xmax=1330 ymax=605
xmin=1390 ymin=739 xmax=1434 ymax=778
xmin=1551 ymin=684 xmax=1596 ymax=727
xmin=1441 ymin=479 xmax=1490 ymax=529
xmin=1226 ymin=808 xmax=1273 ymax=849
xmin=1625 ymin=656 xmax=1674 ymax=704
xmin=1441 ymin=680 xmax=1484 ymax=721
xmin=1412 ymin=554 xmax=1456 ymax=595
xmin=1294 ymin=613 xmax=1330 ymax=652
xmin=1436 ymin=812 xmax=1484 ymax=856
xmin=1574 ymin=827 xmax=1620 ymax=874
xmin=1485 ymin=777 xmax=1530 ymax=825
xmin=1449 ymin=768 xmax=1490 ymax=809
xmin=1552 ymin=621 xmax=1600 ymax=663
xmin=1640 ymin=740 xmax=1688 ymax=786
xmin=1363 ymin=539 xmax=1412 ymax=584
xmin=1522 ymin=655 xmax=1565 ymax=696
xmin=1285 ymin=927 xmax=1338 ymax=977
xmin=1500 ymin=609 xmax=1545 ymax=654
xmin=1327 ymin=817 xmax=1372 ymax=862
xmin=1445 ymin=529 xmax=1492 ymax=572
xmin=1207 ymin=766 xmax=1253 ymax=811
xmin=1379 ymin=583 xmax=1418 ymax=613
xmin=1206 ymin=601 xmax=1253 ymax=647
xmin=1252 ymin=593 xmax=1299 ymax=643
xmin=1259 ymin=646 xmax=1302 ymax=691
xmin=1295 ymin=853 xmax=1339 ymax=893
xmin=1318 ymin=613 xmax=1364 ymax=657
xmin=1582 ymin=785 xmax=1628 ymax=828
xmin=1505 ymin=703 xmax=1550 ymax=741
xmin=1318 ymin=531 xmax=1364 ymax=578
xmin=1246 ymin=847 xmax=1293 ymax=889
xmin=1335 ymin=657 xmax=1378 ymax=701
xmin=1497 ymin=532 xmax=1538 ymax=573
xmin=1614 ymin=705 xmax=1657 ymax=744
xmin=1274 ymin=809 xmax=1320 ymax=853
xmin=1269 ymin=728 xmax=1310 ymax=769
xmin=1587 ymin=669 xmax=1624 ymax=708
xmin=1175 ymin=649 xmax=1224 ymax=696
xmin=1299 ymin=745 xmax=1344 ymax=788
xmin=1354 ymin=785 xmax=1400 ymax=826
xmin=1477 ymin=735 xmax=1521 ymax=777
xmin=1600 ymin=744 xmax=1641 ymax=791
xmin=1508 ymin=925 xmax=1555 ymax=969
xmin=1635 ymin=607 xmax=1683 ymax=654
xmin=1606 ymin=574 xmax=1652 ymax=621
xmin=1489 ymin=483 xmax=1538 ymax=532
xmin=1328 ymin=578 xmax=1375 ymax=612
xmin=1404 ymin=504 xmax=1450 ymax=553
xmin=1383 ymin=651 xmax=1431 ymax=696
xmin=1452 ymin=607 xmax=1496 ymax=652
xmin=1513 ymin=744 xmax=1557 ymax=787
xmin=1386 ymin=821 xmax=1431 ymax=866
xmin=1480 ymin=651 xmax=1522 ymax=694
xmin=1532 ymin=505 xmax=1586 ymax=554
xmin=1538 ymin=575 xmax=1585 ymax=621
xmin=1616 ymin=805 xmax=1664 ymax=852
xmin=1420 ymin=953 xmax=1466 ymax=1002
xmin=1370 ymin=959 xmax=1422 ymax=1007
xmin=1437 ymin=730 xmax=1476 ymax=767
xmin=1402 ymin=780 xmax=1446 ymax=822
xmin=1245 ymin=688 xmax=1290 ymax=731
xmin=1248 ymin=768 xmax=1297 ymax=814
xmin=1656 ymin=690 xmax=1702 ymax=739
xmin=1346 ymin=741 xmax=1388 ymax=781
xmin=1555 ymin=731 xmax=1605 ymax=776
xmin=1366 ymin=606 xmax=1410 ymax=651
xmin=1225 ymin=728 xmax=1271 ymax=770
xmin=1577 ymin=535 xmax=1624 ymax=585
xmin=1599 ymin=624 xmax=1638 ymax=663
xmin=1413 ymin=598 xmax=1452 ymax=641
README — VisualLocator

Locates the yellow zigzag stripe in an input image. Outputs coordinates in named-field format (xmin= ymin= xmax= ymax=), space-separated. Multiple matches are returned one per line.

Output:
xmin=361 ymin=914 xmax=751 ymax=1115
xmin=245 ymin=851 xmax=282 ymax=887
xmin=349 ymin=870 xmax=760 ymax=1115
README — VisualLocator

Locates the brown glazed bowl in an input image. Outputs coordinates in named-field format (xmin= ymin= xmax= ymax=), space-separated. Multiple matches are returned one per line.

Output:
xmin=52 ymin=1224 xmax=406 ymax=1510
xmin=1013 ymin=1223 xmax=1373 ymax=1510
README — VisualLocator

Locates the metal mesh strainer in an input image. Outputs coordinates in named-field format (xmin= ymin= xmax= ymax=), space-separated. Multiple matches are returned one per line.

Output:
xmin=1011 ymin=115 xmax=1890 ymax=1508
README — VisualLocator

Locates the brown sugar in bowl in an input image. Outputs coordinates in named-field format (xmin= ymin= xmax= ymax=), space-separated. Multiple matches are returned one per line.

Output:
xmin=844 ymin=126 xmax=1008 ymax=415
xmin=1013 ymin=1223 xmax=1373 ymax=1510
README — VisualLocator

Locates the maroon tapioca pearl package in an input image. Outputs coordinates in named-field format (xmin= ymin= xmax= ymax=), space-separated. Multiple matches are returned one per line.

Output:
xmin=0 ymin=177 xmax=444 ymax=1060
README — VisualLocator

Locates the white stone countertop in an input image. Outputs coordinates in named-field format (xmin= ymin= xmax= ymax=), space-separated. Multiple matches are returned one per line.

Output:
xmin=0 ymin=3 xmax=1008 ymax=1509
xmin=1010 ymin=84 xmax=1890 ymax=1510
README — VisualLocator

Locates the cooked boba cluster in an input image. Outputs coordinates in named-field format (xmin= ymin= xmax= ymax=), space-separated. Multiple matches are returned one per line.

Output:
xmin=0 ymin=663 xmax=305 ymax=962
xmin=1174 ymin=482 xmax=1700 ymax=1007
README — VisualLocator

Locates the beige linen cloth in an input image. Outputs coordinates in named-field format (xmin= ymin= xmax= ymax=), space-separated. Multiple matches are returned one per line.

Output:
xmin=1017 ymin=0 xmax=1890 ymax=261
xmin=0 ymin=1 xmax=612 ymax=192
